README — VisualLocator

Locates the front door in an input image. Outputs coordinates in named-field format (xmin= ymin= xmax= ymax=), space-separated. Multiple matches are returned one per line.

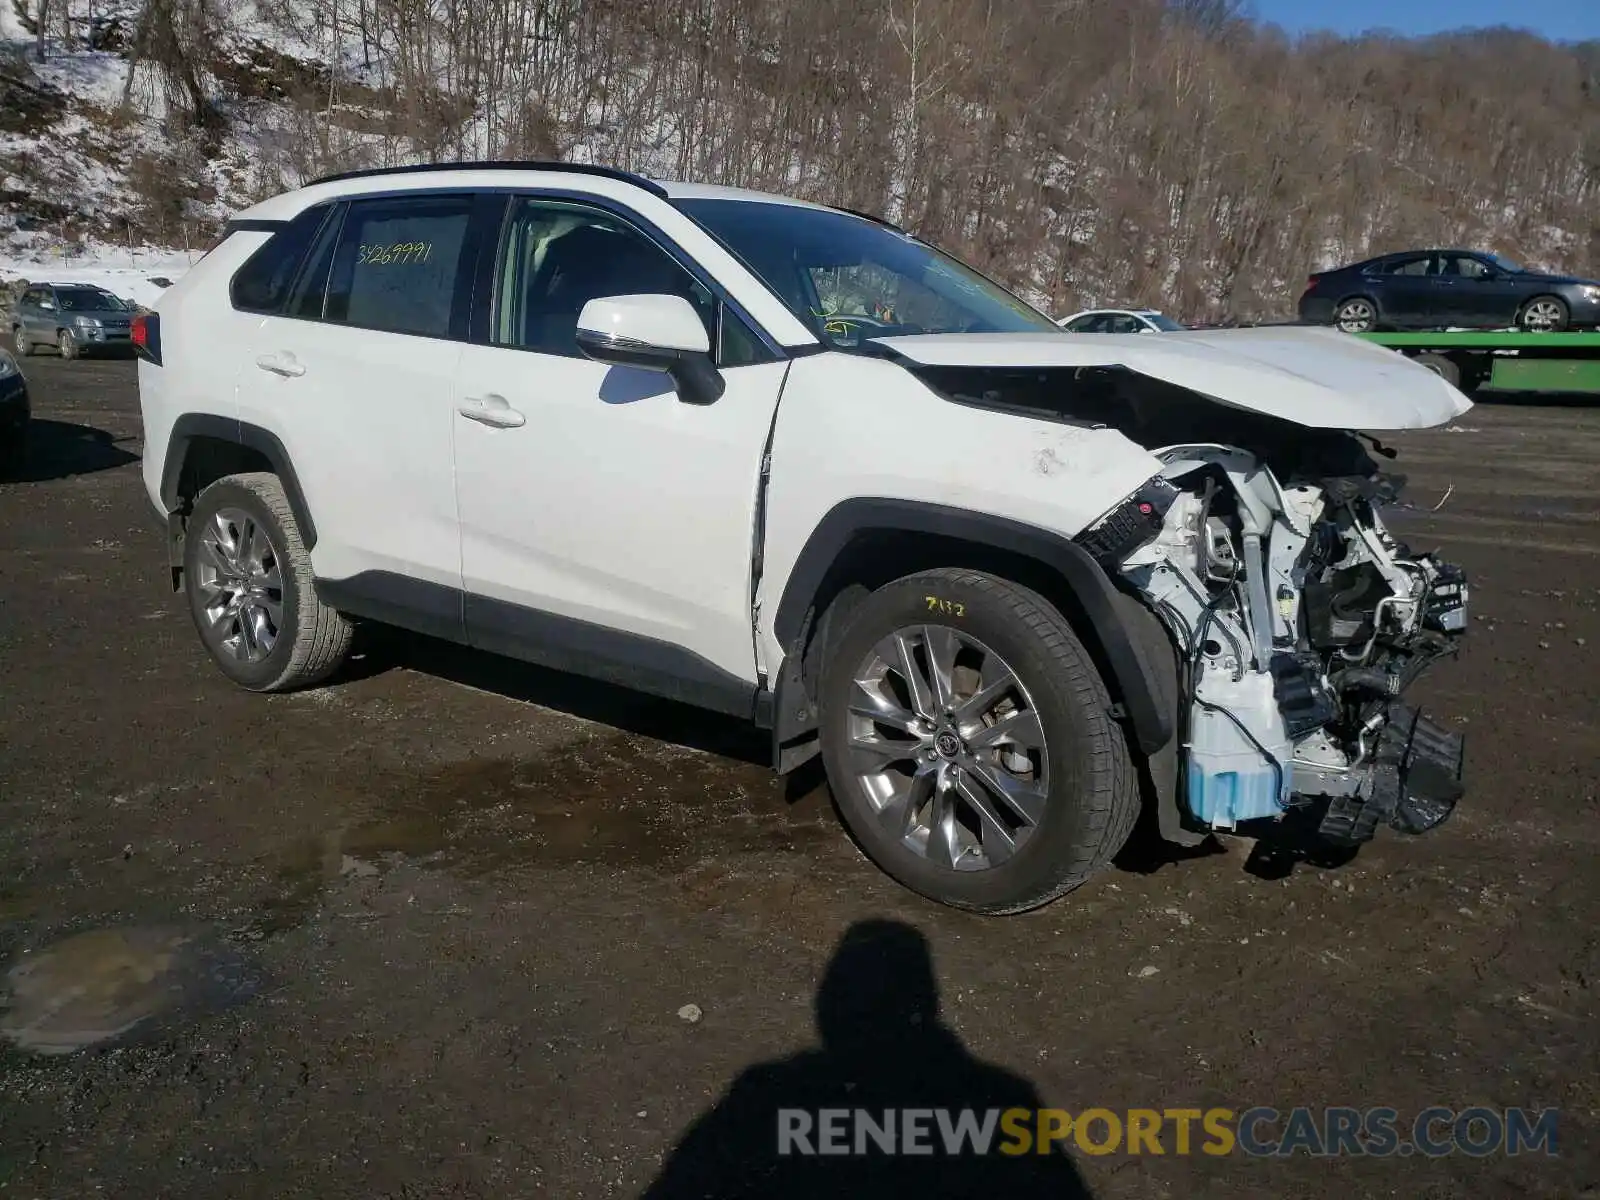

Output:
xmin=1440 ymin=254 xmax=1525 ymax=328
xmin=452 ymin=195 xmax=791 ymax=709
xmin=233 ymin=192 xmax=474 ymax=630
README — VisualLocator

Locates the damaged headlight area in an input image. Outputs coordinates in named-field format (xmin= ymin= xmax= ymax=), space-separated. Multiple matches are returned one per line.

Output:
xmin=1080 ymin=434 xmax=1468 ymax=848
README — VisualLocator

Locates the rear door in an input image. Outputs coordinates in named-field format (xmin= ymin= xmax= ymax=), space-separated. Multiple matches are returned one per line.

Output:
xmin=233 ymin=192 xmax=476 ymax=622
xmin=1373 ymin=254 xmax=1443 ymax=328
xmin=1440 ymin=254 xmax=1524 ymax=328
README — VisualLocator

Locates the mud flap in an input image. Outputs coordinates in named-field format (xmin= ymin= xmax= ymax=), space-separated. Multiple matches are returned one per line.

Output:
xmin=1318 ymin=703 xmax=1464 ymax=846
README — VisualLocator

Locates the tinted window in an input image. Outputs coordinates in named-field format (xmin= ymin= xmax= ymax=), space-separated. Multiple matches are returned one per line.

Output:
xmin=1107 ymin=314 xmax=1144 ymax=333
xmin=1384 ymin=256 xmax=1436 ymax=277
xmin=675 ymin=197 xmax=1060 ymax=349
xmin=1442 ymin=255 xmax=1492 ymax=279
xmin=489 ymin=197 xmax=765 ymax=367
xmin=323 ymin=196 xmax=472 ymax=338
xmin=285 ymin=205 xmax=346 ymax=320
xmin=230 ymin=204 xmax=334 ymax=314
xmin=20 ymin=289 xmax=42 ymax=306
xmin=56 ymin=287 xmax=124 ymax=310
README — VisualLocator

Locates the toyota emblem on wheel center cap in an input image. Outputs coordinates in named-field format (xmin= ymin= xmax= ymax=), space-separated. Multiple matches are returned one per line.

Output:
xmin=934 ymin=730 xmax=963 ymax=759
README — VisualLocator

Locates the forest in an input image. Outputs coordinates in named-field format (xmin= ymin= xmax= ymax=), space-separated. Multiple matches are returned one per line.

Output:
xmin=16 ymin=0 xmax=1600 ymax=319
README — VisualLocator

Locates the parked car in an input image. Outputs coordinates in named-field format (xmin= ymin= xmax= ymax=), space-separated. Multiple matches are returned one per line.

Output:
xmin=135 ymin=162 xmax=1472 ymax=914
xmin=1298 ymin=249 xmax=1600 ymax=334
xmin=0 ymin=347 xmax=29 ymax=472
xmin=10 ymin=283 xmax=138 ymax=359
xmin=1059 ymin=308 xmax=1186 ymax=333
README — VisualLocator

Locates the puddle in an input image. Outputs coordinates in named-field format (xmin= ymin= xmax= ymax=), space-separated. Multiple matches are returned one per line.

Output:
xmin=0 ymin=926 xmax=261 ymax=1055
xmin=253 ymin=733 xmax=838 ymax=932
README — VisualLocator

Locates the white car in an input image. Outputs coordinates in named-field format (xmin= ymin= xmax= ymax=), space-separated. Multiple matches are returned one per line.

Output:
xmin=1059 ymin=308 xmax=1186 ymax=334
xmin=135 ymin=162 xmax=1472 ymax=914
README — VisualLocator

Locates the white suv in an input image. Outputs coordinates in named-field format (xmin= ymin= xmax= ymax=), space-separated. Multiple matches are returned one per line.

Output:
xmin=136 ymin=162 xmax=1473 ymax=913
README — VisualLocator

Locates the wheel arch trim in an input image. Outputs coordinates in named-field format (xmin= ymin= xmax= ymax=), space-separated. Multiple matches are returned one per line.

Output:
xmin=770 ymin=498 xmax=1177 ymax=758
xmin=160 ymin=414 xmax=318 ymax=549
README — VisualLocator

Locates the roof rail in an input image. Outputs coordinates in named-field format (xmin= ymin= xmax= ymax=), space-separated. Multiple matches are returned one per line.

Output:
xmin=306 ymin=159 xmax=669 ymax=198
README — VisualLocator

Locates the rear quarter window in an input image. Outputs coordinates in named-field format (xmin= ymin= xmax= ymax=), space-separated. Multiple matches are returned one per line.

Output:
xmin=229 ymin=205 xmax=337 ymax=314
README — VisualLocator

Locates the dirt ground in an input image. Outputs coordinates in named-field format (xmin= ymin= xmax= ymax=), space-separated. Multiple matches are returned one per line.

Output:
xmin=1 ymin=355 xmax=1596 ymax=1199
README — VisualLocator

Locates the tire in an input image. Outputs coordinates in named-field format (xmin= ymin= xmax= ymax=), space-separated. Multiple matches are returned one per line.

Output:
xmin=1334 ymin=297 xmax=1377 ymax=333
xmin=182 ymin=471 xmax=353 ymax=692
xmin=1517 ymin=296 xmax=1568 ymax=332
xmin=11 ymin=326 xmax=30 ymax=356
xmin=57 ymin=329 xmax=78 ymax=360
xmin=1413 ymin=352 xmax=1461 ymax=388
xmin=817 ymin=567 xmax=1140 ymax=914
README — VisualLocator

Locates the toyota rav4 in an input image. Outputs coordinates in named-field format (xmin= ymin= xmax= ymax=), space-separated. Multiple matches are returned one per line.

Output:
xmin=135 ymin=162 xmax=1471 ymax=914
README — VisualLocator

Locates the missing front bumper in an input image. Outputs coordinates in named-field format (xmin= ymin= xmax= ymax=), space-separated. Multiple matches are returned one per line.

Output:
xmin=1316 ymin=703 xmax=1465 ymax=846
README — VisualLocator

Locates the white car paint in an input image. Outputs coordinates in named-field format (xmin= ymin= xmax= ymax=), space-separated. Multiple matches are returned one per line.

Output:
xmin=136 ymin=165 xmax=1473 ymax=896
xmin=453 ymin=341 xmax=790 ymax=683
xmin=752 ymin=351 xmax=1162 ymax=672
xmin=877 ymin=326 xmax=1472 ymax=430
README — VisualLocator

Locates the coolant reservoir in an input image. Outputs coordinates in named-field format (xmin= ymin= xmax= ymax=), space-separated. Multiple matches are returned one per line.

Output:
xmin=1184 ymin=667 xmax=1293 ymax=830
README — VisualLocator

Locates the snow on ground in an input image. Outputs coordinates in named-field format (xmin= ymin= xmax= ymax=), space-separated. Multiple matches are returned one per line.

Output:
xmin=0 ymin=232 xmax=195 ymax=307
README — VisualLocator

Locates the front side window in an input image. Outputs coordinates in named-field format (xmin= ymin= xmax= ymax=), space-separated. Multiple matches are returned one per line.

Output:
xmin=322 ymin=195 xmax=472 ymax=338
xmin=674 ymin=198 xmax=1060 ymax=350
xmin=488 ymin=197 xmax=765 ymax=367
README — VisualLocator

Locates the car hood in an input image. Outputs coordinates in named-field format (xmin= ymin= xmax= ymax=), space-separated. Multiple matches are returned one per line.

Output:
xmin=1516 ymin=272 xmax=1597 ymax=287
xmin=873 ymin=325 xmax=1472 ymax=430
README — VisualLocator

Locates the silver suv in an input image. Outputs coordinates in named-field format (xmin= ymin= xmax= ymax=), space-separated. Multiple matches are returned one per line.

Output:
xmin=11 ymin=283 xmax=137 ymax=359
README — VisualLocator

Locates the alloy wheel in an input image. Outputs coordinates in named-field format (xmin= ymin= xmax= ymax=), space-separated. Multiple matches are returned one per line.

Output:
xmin=193 ymin=508 xmax=284 ymax=662
xmin=1336 ymin=300 xmax=1375 ymax=333
xmin=844 ymin=624 xmax=1050 ymax=872
xmin=1522 ymin=299 xmax=1564 ymax=331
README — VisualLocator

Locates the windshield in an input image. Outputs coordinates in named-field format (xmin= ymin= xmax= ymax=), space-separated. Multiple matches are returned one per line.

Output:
xmin=55 ymin=287 xmax=126 ymax=311
xmin=1145 ymin=313 xmax=1187 ymax=331
xmin=1485 ymin=253 xmax=1523 ymax=273
xmin=673 ymin=198 xmax=1060 ymax=348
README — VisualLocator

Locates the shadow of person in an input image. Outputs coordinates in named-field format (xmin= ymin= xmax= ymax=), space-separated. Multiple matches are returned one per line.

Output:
xmin=641 ymin=919 xmax=1094 ymax=1199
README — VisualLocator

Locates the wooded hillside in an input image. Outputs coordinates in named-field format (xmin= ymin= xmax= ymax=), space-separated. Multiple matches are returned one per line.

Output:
xmin=11 ymin=0 xmax=1600 ymax=319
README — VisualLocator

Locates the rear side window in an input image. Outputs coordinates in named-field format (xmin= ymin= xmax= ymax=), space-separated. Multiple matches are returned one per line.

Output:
xmin=229 ymin=205 xmax=335 ymax=314
xmin=322 ymin=195 xmax=473 ymax=338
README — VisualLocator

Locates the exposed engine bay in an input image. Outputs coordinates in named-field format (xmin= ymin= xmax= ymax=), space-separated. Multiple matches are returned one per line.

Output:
xmin=1079 ymin=422 xmax=1469 ymax=847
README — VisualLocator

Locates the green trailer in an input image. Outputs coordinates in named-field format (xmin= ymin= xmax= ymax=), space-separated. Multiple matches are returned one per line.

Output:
xmin=1354 ymin=329 xmax=1600 ymax=394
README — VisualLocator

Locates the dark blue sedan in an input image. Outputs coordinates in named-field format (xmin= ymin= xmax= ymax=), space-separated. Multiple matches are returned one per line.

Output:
xmin=1297 ymin=249 xmax=1600 ymax=334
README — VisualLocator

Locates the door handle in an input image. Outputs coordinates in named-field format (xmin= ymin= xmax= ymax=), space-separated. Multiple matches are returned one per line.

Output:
xmin=256 ymin=352 xmax=306 ymax=378
xmin=457 ymin=393 xmax=525 ymax=429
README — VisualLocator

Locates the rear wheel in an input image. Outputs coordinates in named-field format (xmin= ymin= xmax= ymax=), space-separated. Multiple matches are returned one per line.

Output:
xmin=817 ymin=567 xmax=1139 ymax=914
xmin=1413 ymin=352 xmax=1461 ymax=388
xmin=1518 ymin=296 xmax=1568 ymax=332
xmin=1334 ymin=297 xmax=1377 ymax=333
xmin=182 ymin=472 xmax=353 ymax=692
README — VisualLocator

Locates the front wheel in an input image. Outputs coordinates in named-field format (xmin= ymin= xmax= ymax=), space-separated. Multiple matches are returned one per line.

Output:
xmin=182 ymin=472 xmax=354 ymax=692
xmin=57 ymin=329 xmax=78 ymax=360
xmin=817 ymin=567 xmax=1140 ymax=914
xmin=1335 ymin=297 xmax=1377 ymax=333
xmin=11 ymin=326 xmax=30 ymax=356
xmin=1518 ymin=296 xmax=1568 ymax=332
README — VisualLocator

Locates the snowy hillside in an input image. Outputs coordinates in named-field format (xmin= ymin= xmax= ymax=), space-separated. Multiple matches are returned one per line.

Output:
xmin=3 ymin=0 xmax=1597 ymax=322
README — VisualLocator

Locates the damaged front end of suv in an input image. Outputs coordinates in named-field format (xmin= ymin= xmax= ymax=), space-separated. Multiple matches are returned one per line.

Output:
xmin=1077 ymin=399 xmax=1469 ymax=850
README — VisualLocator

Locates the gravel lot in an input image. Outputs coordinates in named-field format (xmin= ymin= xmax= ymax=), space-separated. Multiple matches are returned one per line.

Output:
xmin=1 ymin=355 xmax=1596 ymax=1198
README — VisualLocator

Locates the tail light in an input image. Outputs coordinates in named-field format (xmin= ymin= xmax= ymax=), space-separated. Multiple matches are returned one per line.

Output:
xmin=131 ymin=312 xmax=161 ymax=365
